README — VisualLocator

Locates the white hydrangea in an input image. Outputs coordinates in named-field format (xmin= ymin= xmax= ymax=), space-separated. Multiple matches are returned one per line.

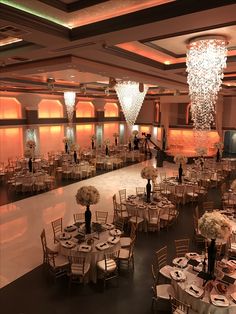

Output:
xmin=26 ymin=140 xmax=36 ymax=149
xmin=195 ymin=146 xmax=207 ymax=156
xmin=62 ymin=137 xmax=72 ymax=144
xmin=104 ymin=138 xmax=110 ymax=145
xmin=214 ymin=142 xmax=224 ymax=150
xmin=24 ymin=149 xmax=32 ymax=158
xmin=174 ymin=154 xmax=187 ymax=165
xmin=141 ymin=166 xmax=158 ymax=180
xmin=113 ymin=133 xmax=119 ymax=138
xmin=75 ymin=186 xmax=100 ymax=206
xmin=198 ymin=211 xmax=231 ymax=240
xmin=132 ymin=130 xmax=139 ymax=136
xmin=90 ymin=135 xmax=96 ymax=140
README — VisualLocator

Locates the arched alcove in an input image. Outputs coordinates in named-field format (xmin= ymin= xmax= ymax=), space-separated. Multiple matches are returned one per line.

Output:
xmin=104 ymin=102 xmax=119 ymax=117
xmin=0 ymin=97 xmax=22 ymax=119
xmin=38 ymin=99 xmax=63 ymax=118
xmin=76 ymin=101 xmax=94 ymax=117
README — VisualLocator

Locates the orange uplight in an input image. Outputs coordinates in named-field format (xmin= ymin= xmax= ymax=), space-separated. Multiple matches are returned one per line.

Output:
xmin=0 ymin=217 xmax=27 ymax=244
xmin=0 ymin=97 xmax=22 ymax=119
xmin=39 ymin=125 xmax=64 ymax=155
xmin=76 ymin=124 xmax=94 ymax=147
xmin=104 ymin=103 xmax=119 ymax=117
xmin=140 ymin=126 xmax=150 ymax=133
xmin=38 ymin=99 xmax=63 ymax=118
xmin=104 ymin=123 xmax=119 ymax=141
xmin=0 ymin=127 xmax=23 ymax=162
xmin=76 ymin=101 xmax=94 ymax=118
xmin=43 ymin=203 xmax=66 ymax=225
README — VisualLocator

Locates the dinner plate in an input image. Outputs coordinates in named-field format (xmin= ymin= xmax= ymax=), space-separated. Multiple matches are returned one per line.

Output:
xmin=78 ymin=244 xmax=91 ymax=252
xmin=172 ymin=257 xmax=188 ymax=268
xmin=107 ymin=236 xmax=120 ymax=244
xmin=64 ymin=225 xmax=77 ymax=232
xmin=170 ymin=270 xmax=186 ymax=281
xmin=185 ymin=252 xmax=199 ymax=260
xmin=185 ymin=284 xmax=204 ymax=298
xmin=110 ymin=229 xmax=122 ymax=236
xmin=95 ymin=242 xmax=110 ymax=250
xmin=228 ymin=260 xmax=236 ymax=268
xmin=61 ymin=240 xmax=76 ymax=249
xmin=102 ymin=223 xmax=114 ymax=230
xmin=210 ymin=294 xmax=229 ymax=307
xmin=59 ymin=233 xmax=71 ymax=240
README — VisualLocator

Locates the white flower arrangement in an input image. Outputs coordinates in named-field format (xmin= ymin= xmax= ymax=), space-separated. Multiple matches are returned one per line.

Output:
xmin=90 ymin=135 xmax=96 ymax=141
xmin=62 ymin=137 xmax=72 ymax=144
xmin=104 ymin=138 xmax=110 ymax=146
xmin=141 ymin=166 xmax=158 ymax=180
xmin=214 ymin=142 xmax=224 ymax=151
xmin=113 ymin=132 xmax=119 ymax=138
xmin=75 ymin=186 xmax=100 ymax=206
xmin=198 ymin=211 xmax=231 ymax=240
xmin=195 ymin=146 xmax=207 ymax=156
xmin=24 ymin=148 xmax=32 ymax=158
xmin=70 ymin=143 xmax=79 ymax=151
xmin=174 ymin=154 xmax=188 ymax=165
xmin=230 ymin=179 xmax=236 ymax=191
xmin=132 ymin=130 xmax=139 ymax=136
xmin=26 ymin=140 xmax=36 ymax=149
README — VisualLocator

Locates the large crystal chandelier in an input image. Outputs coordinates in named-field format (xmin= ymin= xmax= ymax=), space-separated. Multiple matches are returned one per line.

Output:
xmin=64 ymin=91 xmax=76 ymax=124
xmin=186 ymin=36 xmax=227 ymax=132
xmin=115 ymin=81 xmax=148 ymax=127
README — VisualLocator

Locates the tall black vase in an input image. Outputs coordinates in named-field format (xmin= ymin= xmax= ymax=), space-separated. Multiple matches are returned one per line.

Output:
xmin=115 ymin=138 xmax=118 ymax=146
xmin=91 ymin=140 xmax=95 ymax=150
xmin=216 ymin=149 xmax=220 ymax=162
xmin=146 ymin=179 xmax=151 ymax=203
xmin=85 ymin=205 xmax=91 ymax=234
xmin=178 ymin=163 xmax=183 ymax=184
xmin=65 ymin=142 xmax=68 ymax=153
xmin=105 ymin=145 xmax=109 ymax=156
xmin=207 ymin=239 xmax=217 ymax=278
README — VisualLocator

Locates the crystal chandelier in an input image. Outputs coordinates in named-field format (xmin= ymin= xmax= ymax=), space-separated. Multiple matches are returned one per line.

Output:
xmin=64 ymin=91 xmax=76 ymax=124
xmin=115 ymin=81 xmax=148 ymax=127
xmin=186 ymin=36 xmax=227 ymax=132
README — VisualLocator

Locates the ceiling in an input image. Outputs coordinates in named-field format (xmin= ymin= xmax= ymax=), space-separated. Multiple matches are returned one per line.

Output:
xmin=0 ymin=0 xmax=235 ymax=99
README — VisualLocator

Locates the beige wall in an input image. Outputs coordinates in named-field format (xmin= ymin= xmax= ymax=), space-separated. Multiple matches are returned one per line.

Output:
xmin=222 ymin=96 xmax=236 ymax=128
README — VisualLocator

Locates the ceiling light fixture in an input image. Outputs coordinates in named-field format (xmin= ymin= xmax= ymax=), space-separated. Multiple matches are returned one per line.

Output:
xmin=186 ymin=35 xmax=228 ymax=134
xmin=115 ymin=80 xmax=148 ymax=127
xmin=64 ymin=91 xmax=76 ymax=124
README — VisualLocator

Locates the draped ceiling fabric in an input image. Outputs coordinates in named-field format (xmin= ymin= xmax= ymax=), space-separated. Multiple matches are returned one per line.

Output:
xmin=215 ymin=95 xmax=223 ymax=141
xmin=160 ymin=103 xmax=170 ymax=149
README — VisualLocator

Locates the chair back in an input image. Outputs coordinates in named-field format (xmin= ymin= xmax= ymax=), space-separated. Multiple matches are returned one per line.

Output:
xmin=136 ymin=187 xmax=145 ymax=196
xmin=155 ymin=246 xmax=167 ymax=270
xmin=203 ymin=201 xmax=214 ymax=212
xmin=51 ymin=218 xmax=62 ymax=243
xmin=40 ymin=229 xmax=48 ymax=261
xmin=119 ymin=189 xmax=126 ymax=204
xmin=69 ymin=255 xmax=86 ymax=275
xmin=104 ymin=252 xmax=117 ymax=273
xmin=114 ymin=218 xmax=124 ymax=232
xmin=73 ymin=212 xmax=84 ymax=223
xmin=130 ymin=223 xmax=137 ymax=240
xmin=170 ymin=296 xmax=190 ymax=313
xmin=95 ymin=211 xmax=108 ymax=224
xmin=175 ymin=239 xmax=190 ymax=257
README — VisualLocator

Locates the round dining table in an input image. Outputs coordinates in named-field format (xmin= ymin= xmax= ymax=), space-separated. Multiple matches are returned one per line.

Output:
xmin=58 ymin=223 xmax=121 ymax=283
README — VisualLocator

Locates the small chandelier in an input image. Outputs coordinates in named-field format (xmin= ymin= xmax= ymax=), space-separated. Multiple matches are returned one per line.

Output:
xmin=115 ymin=81 xmax=148 ymax=127
xmin=64 ymin=91 xmax=76 ymax=124
xmin=186 ymin=35 xmax=227 ymax=132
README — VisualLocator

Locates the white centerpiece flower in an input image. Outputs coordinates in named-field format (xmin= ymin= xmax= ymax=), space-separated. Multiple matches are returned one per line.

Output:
xmin=198 ymin=211 xmax=231 ymax=240
xmin=26 ymin=140 xmax=36 ymax=149
xmin=141 ymin=166 xmax=158 ymax=180
xmin=174 ymin=154 xmax=187 ymax=165
xmin=75 ymin=186 xmax=100 ymax=206
xmin=195 ymin=146 xmax=207 ymax=156
xmin=214 ymin=142 xmax=224 ymax=151
xmin=113 ymin=133 xmax=119 ymax=138
xmin=132 ymin=130 xmax=139 ymax=136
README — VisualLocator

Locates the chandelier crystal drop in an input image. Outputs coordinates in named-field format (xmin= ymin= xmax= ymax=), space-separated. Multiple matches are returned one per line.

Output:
xmin=115 ymin=81 xmax=148 ymax=127
xmin=186 ymin=36 xmax=227 ymax=131
xmin=64 ymin=91 xmax=76 ymax=124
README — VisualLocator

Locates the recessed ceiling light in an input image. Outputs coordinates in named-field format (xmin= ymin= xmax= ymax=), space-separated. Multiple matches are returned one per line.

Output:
xmin=70 ymin=75 xmax=75 ymax=78
xmin=164 ymin=61 xmax=171 ymax=65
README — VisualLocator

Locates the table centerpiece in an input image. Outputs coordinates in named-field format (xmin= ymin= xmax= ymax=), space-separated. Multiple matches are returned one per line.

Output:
xmin=141 ymin=165 xmax=158 ymax=203
xmin=75 ymin=186 xmax=100 ymax=234
xmin=198 ymin=211 xmax=231 ymax=279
